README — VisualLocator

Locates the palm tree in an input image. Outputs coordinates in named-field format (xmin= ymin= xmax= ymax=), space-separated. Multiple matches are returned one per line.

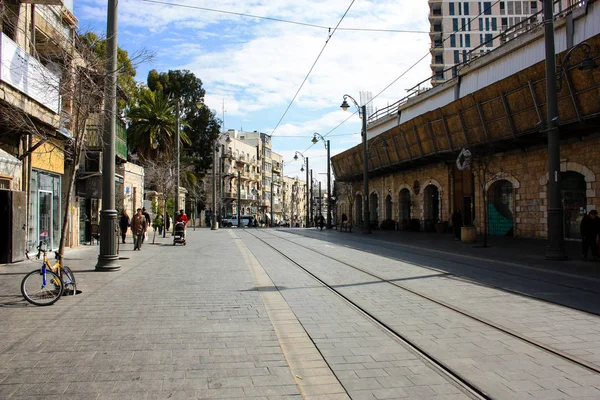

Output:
xmin=126 ymin=89 xmax=190 ymax=160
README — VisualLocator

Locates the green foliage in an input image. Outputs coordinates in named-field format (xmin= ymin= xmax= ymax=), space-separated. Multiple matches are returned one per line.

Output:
xmin=146 ymin=69 xmax=221 ymax=173
xmin=126 ymin=89 xmax=191 ymax=159
xmin=79 ymin=32 xmax=137 ymax=114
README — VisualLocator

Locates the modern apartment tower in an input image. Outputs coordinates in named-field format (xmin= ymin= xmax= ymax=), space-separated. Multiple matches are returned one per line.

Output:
xmin=428 ymin=0 xmax=571 ymax=86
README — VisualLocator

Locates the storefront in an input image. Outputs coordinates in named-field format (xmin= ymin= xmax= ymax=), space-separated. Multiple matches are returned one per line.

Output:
xmin=28 ymin=170 xmax=61 ymax=251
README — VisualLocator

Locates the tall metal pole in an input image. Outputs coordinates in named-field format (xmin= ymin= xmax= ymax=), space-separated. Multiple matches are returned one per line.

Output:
xmin=543 ymin=0 xmax=566 ymax=259
xmin=174 ymin=100 xmax=180 ymax=233
xmin=270 ymin=168 xmax=274 ymax=227
xmin=96 ymin=0 xmax=120 ymax=271
xmin=310 ymin=170 xmax=314 ymax=227
xmin=319 ymin=180 xmax=322 ymax=222
xmin=237 ymin=170 xmax=241 ymax=227
xmin=211 ymin=144 xmax=218 ymax=230
xmin=362 ymin=105 xmax=371 ymax=234
xmin=326 ymin=139 xmax=331 ymax=229
xmin=305 ymin=157 xmax=309 ymax=227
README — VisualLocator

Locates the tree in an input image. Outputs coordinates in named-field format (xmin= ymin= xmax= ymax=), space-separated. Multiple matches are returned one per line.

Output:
xmin=338 ymin=181 xmax=356 ymax=225
xmin=147 ymin=69 xmax=221 ymax=173
xmin=126 ymin=88 xmax=191 ymax=160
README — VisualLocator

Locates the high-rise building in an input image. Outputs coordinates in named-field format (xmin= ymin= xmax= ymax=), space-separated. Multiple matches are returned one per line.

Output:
xmin=429 ymin=0 xmax=572 ymax=86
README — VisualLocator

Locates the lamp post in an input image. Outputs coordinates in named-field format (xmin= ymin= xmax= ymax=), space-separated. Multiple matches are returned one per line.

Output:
xmin=212 ymin=133 xmax=231 ymax=230
xmin=173 ymin=100 xmax=181 ymax=234
xmin=95 ymin=0 xmax=120 ymax=271
xmin=340 ymin=94 xmax=370 ymax=233
xmin=293 ymin=151 xmax=309 ymax=228
xmin=543 ymin=0 xmax=597 ymax=259
xmin=312 ymin=133 xmax=331 ymax=229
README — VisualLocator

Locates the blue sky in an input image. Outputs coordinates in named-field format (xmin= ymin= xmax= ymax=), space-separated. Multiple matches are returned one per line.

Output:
xmin=75 ymin=0 xmax=431 ymax=183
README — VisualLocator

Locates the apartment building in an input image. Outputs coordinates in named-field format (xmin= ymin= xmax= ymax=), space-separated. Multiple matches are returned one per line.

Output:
xmin=429 ymin=0 xmax=572 ymax=85
xmin=0 ymin=1 xmax=77 ymax=261
xmin=282 ymin=175 xmax=307 ymax=227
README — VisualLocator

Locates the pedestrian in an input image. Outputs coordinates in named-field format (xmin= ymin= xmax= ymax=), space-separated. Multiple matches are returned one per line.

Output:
xmin=176 ymin=209 xmax=189 ymax=226
xmin=131 ymin=208 xmax=147 ymax=251
xmin=119 ymin=209 xmax=130 ymax=244
xmin=319 ymin=215 xmax=325 ymax=231
xmin=451 ymin=208 xmax=463 ymax=241
xmin=580 ymin=209 xmax=600 ymax=260
xmin=153 ymin=213 xmax=164 ymax=235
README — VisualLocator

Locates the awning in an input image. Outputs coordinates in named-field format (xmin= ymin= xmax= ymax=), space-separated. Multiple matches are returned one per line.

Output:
xmin=0 ymin=148 xmax=21 ymax=166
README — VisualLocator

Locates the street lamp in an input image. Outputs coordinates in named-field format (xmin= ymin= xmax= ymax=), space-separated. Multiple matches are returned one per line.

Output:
xmin=340 ymin=94 xmax=370 ymax=233
xmin=312 ymin=133 xmax=332 ymax=229
xmin=543 ymin=0 xmax=597 ymax=259
xmin=211 ymin=133 xmax=231 ymax=230
xmin=293 ymin=151 xmax=309 ymax=227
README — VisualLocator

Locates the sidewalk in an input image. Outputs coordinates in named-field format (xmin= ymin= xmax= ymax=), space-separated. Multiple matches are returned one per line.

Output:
xmin=329 ymin=227 xmax=600 ymax=280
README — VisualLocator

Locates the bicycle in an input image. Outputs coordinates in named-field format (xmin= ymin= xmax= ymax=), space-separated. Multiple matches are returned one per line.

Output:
xmin=21 ymin=242 xmax=77 ymax=306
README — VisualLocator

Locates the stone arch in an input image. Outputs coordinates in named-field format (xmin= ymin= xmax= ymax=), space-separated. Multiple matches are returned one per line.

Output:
xmin=420 ymin=179 xmax=443 ymax=222
xmin=369 ymin=189 xmax=380 ymax=224
xmin=485 ymin=173 xmax=521 ymax=191
xmin=538 ymin=162 xmax=596 ymax=238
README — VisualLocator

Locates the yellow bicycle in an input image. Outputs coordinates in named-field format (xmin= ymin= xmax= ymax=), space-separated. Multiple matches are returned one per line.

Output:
xmin=21 ymin=242 xmax=77 ymax=306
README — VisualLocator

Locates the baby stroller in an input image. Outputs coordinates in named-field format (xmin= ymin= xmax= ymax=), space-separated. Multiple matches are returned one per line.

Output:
xmin=173 ymin=221 xmax=186 ymax=245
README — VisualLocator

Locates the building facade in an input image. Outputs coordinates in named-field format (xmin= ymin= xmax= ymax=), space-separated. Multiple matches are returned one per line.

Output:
xmin=429 ymin=0 xmax=574 ymax=85
xmin=334 ymin=1 xmax=599 ymax=240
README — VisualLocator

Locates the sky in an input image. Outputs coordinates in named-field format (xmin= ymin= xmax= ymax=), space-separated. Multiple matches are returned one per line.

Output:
xmin=74 ymin=0 xmax=432 ymax=184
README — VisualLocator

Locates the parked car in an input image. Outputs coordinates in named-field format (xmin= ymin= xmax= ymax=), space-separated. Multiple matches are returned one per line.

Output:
xmin=222 ymin=215 xmax=255 ymax=227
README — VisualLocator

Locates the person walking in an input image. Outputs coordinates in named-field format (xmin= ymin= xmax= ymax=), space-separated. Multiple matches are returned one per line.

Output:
xmin=452 ymin=208 xmax=463 ymax=241
xmin=176 ymin=209 xmax=189 ymax=226
xmin=153 ymin=213 xmax=164 ymax=235
xmin=165 ymin=212 xmax=171 ymax=232
xmin=580 ymin=209 xmax=600 ymax=260
xmin=119 ymin=210 xmax=130 ymax=244
xmin=319 ymin=215 xmax=325 ymax=231
xmin=131 ymin=208 xmax=147 ymax=251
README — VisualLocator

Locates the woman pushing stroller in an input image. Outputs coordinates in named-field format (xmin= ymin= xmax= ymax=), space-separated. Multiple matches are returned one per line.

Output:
xmin=173 ymin=209 xmax=188 ymax=245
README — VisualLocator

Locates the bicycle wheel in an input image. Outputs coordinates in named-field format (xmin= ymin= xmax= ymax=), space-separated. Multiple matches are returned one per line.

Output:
xmin=61 ymin=267 xmax=77 ymax=296
xmin=21 ymin=269 xmax=63 ymax=306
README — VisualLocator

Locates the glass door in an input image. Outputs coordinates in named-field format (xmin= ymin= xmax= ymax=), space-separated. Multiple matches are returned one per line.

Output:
xmin=38 ymin=190 xmax=53 ymax=249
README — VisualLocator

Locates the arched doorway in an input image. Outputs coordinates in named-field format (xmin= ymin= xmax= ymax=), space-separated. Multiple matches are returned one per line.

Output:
xmin=369 ymin=192 xmax=379 ymax=225
xmin=488 ymin=180 xmax=514 ymax=236
xmin=385 ymin=195 xmax=392 ymax=220
xmin=399 ymin=189 xmax=411 ymax=222
xmin=355 ymin=194 xmax=362 ymax=226
xmin=561 ymin=171 xmax=586 ymax=239
xmin=424 ymin=184 xmax=439 ymax=231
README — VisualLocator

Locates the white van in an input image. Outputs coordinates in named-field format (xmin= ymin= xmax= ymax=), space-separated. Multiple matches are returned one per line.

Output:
xmin=222 ymin=215 xmax=255 ymax=227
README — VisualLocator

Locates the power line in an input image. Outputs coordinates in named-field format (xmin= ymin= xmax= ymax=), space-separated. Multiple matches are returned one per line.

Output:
xmin=140 ymin=0 xmax=428 ymax=33
xmin=268 ymin=0 xmax=356 ymax=137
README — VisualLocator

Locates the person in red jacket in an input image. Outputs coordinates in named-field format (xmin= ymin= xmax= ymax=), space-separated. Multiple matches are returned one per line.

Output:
xmin=175 ymin=209 xmax=189 ymax=226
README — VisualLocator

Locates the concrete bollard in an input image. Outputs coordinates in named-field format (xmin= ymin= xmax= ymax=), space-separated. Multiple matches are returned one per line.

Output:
xmin=461 ymin=226 xmax=477 ymax=243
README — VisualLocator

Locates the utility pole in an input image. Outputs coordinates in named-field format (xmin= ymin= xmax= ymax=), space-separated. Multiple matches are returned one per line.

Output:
xmin=237 ymin=170 xmax=241 ymax=227
xmin=543 ymin=0 xmax=566 ymax=259
xmin=173 ymin=100 xmax=180 ymax=233
xmin=319 ymin=180 xmax=322 ymax=223
xmin=310 ymin=170 xmax=314 ymax=227
xmin=305 ymin=157 xmax=309 ymax=227
xmin=96 ymin=0 xmax=120 ymax=271
xmin=270 ymin=167 xmax=274 ymax=227
xmin=326 ymin=139 xmax=331 ymax=229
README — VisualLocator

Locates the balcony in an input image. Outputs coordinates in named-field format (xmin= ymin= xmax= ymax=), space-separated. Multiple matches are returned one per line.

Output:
xmin=272 ymin=162 xmax=282 ymax=172
xmin=429 ymin=24 xmax=443 ymax=39
xmin=85 ymin=115 xmax=127 ymax=161
xmin=431 ymin=57 xmax=445 ymax=68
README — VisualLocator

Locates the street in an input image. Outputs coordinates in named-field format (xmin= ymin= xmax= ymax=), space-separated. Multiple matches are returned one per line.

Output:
xmin=1 ymin=228 xmax=599 ymax=399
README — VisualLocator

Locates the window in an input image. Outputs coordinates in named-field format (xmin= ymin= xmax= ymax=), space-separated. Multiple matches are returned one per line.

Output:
xmin=450 ymin=34 xmax=456 ymax=47
xmin=453 ymin=18 xmax=459 ymax=31
xmin=492 ymin=18 xmax=497 ymax=31
xmin=484 ymin=2 xmax=492 ymax=15
xmin=458 ymin=2 xmax=462 ymax=15
xmin=449 ymin=2 xmax=455 ymax=15
xmin=515 ymin=1 xmax=521 ymax=14
xmin=464 ymin=2 xmax=470 ymax=15
xmin=485 ymin=18 xmax=489 ymax=31
xmin=454 ymin=50 xmax=460 ymax=63
xmin=508 ymin=1 xmax=514 ymax=14
xmin=461 ymin=18 xmax=467 ymax=31
xmin=531 ymin=1 xmax=537 ymax=10
xmin=500 ymin=2 xmax=505 ymax=15
xmin=485 ymin=33 xmax=493 ymax=47
xmin=460 ymin=34 xmax=463 ymax=47
xmin=0 ymin=178 xmax=11 ymax=189
xmin=479 ymin=18 xmax=483 ymax=32
xmin=465 ymin=34 xmax=471 ymax=47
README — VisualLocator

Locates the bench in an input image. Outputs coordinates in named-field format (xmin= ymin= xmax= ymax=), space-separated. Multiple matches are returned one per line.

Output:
xmin=340 ymin=221 xmax=352 ymax=232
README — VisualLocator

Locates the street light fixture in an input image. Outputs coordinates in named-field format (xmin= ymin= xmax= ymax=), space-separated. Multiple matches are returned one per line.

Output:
xmin=293 ymin=151 xmax=309 ymax=227
xmin=211 ymin=133 xmax=231 ymax=230
xmin=340 ymin=94 xmax=370 ymax=233
xmin=312 ymin=133 xmax=332 ymax=229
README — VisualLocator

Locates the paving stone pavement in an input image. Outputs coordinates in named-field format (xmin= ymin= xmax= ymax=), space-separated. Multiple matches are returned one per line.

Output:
xmin=238 ymin=229 xmax=600 ymax=400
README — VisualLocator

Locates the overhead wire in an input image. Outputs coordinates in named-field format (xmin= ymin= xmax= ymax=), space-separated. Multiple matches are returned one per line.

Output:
xmin=139 ymin=0 xmax=428 ymax=33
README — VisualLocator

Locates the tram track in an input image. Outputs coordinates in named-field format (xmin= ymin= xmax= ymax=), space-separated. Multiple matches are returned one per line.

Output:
xmin=242 ymin=229 xmax=600 ymax=381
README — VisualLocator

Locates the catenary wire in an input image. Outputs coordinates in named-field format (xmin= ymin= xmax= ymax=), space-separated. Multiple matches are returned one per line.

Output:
xmin=139 ymin=0 xmax=429 ymax=33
